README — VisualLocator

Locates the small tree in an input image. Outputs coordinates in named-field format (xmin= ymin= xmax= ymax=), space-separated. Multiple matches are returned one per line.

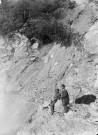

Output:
xmin=0 ymin=0 xmax=77 ymax=47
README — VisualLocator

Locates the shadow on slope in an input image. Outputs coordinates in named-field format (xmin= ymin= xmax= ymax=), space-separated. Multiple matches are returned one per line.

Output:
xmin=75 ymin=94 xmax=96 ymax=105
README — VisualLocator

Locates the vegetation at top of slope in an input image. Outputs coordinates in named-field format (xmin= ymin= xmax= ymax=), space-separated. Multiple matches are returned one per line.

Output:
xmin=0 ymin=0 xmax=78 ymax=47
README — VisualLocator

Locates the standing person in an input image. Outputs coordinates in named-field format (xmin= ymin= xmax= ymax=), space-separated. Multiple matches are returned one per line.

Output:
xmin=60 ymin=84 xmax=69 ymax=113
xmin=50 ymin=88 xmax=61 ymax=115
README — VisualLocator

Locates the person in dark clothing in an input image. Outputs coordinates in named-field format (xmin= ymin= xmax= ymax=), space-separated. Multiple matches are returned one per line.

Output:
xmin=50 ymin=84 xmax=69 ymax=115
xmin=50 ymin=88 xmax=61 ymax=115
xmin=60 ymin=84 xmax=69 ymax=113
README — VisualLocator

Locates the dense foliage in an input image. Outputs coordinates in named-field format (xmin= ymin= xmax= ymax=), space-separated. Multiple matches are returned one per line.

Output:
xmin=0 ymin=0 xmax=77 ymax=46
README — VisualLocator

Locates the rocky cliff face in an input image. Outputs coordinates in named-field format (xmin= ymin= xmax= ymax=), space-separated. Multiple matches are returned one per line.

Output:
xmin=1 ymin=0 xmax=98 ymax=135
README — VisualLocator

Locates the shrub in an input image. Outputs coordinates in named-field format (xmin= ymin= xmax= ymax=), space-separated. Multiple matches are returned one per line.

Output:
xmin=0 ymin=0 xmax=77 ymax=47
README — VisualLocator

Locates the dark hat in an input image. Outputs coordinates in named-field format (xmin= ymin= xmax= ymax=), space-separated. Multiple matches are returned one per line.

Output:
xmin=61 ymin=84 xmax=65 ymax=88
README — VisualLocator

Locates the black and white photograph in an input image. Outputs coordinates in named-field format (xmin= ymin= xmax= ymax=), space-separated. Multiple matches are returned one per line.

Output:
xmin=0 ymin=0 xmax=98 ymax=135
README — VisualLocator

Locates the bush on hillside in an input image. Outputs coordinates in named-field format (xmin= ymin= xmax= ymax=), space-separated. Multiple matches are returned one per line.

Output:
xmin=0 ymin=0 xmax=77 ymax=47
